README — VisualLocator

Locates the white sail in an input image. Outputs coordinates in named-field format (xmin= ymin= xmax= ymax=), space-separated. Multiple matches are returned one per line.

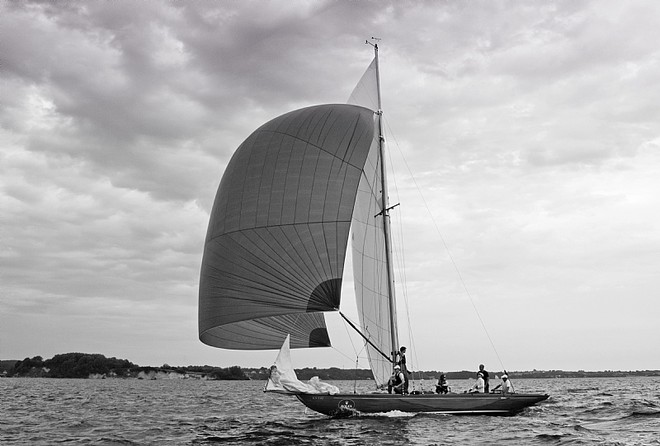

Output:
xmin=348 ymin=55 xmax=399 ymax=388
xmin=265 ymin=335 xmax=339 ymax=395
xmin=348 ymin=58 xmax=378 ymax=111
xmin=352 ymin=143 xmax=397 ymax=387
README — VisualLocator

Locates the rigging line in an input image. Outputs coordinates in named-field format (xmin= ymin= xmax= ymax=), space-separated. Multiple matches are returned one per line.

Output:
xmin=382 ymin=115 xmax=506 ymax=372
xmin=332 ymin=344 xmax=368 ymax=365
xmin=378 ymin=110 xmax=419 ymax=373
xmin=380 ymin=110 xmax=424 ymax=372
xmin=394 ymin=206 xmax=421 ymax=381
xmin=384 ymin=142 xmax=419 ymax=371
xmin=339 ymin=311 xmax=393 ymax=363
xmin=337 ymin=312 xmax=367 ymax=366
xmin=332 ymin=311 xmax=370 ymax=366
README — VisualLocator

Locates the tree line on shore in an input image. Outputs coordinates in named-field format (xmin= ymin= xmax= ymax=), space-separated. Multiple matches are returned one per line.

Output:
xmin=0 ymin=354 xmax=248 ymax=380
xmin=2 ymin=354 xmax=659 ymax=380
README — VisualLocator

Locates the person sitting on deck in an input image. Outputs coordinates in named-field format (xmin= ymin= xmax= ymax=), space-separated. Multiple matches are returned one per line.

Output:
xmin=491 ymin=372 xmax=515 ymax=395
xmin=387 ymin=365 xmax=406 ymax=394
xmin=468 ymin=372 xmax=485 ymax=393
xmin=435 ymin=373 xmax=449 ymax=394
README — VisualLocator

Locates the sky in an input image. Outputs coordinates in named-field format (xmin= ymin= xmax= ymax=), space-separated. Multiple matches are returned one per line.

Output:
xmin=1 ymin=0 xmax=659 ymax=374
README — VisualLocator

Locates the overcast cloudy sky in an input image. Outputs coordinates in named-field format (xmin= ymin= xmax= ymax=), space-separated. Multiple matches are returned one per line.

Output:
xmin=2 ymin=0 xmax=659 ymax=374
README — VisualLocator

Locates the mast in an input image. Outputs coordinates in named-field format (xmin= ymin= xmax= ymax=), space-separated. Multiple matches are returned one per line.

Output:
xmin=370 ymin=40 xmax=399 ymax=364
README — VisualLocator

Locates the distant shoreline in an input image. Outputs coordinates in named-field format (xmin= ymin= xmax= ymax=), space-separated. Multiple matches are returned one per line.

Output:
xmin=3 ymin=354 xmax=659 ymax=380
xmin=3 ymin=372 xmax=660 ymax=381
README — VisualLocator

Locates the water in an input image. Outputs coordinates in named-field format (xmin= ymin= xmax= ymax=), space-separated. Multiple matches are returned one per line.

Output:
xmin=1 ymin=377 xmax=659 ymax=445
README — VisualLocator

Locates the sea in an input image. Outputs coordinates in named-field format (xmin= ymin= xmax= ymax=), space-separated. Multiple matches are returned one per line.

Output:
xmin=1 ymin=376 xmax=659 ymax=445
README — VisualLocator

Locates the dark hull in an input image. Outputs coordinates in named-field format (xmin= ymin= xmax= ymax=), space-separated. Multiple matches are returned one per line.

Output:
xmin=296 ymin=392 xmax=549 ymax=416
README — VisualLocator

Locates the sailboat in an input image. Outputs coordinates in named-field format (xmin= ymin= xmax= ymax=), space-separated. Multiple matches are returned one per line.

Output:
xmin=198 ymin=41 xmax=549 ymax=416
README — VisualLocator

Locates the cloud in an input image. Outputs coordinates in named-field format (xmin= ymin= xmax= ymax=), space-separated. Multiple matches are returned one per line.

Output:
xmin=1 ymin=0 xmax=659 ymax=371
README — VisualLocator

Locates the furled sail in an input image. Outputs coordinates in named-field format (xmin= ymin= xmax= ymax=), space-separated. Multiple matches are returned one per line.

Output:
xmin=265 ymin=335 xmax=340 ymax=395
xmin=349 ymin=57 xmax=399 ymax=387
xmin=199 ymin=104 xmax=376 ymax=350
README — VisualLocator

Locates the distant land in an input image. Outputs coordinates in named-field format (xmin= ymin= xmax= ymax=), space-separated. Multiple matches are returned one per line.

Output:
xmin=2 ymin=354 xmax=659 ymax=381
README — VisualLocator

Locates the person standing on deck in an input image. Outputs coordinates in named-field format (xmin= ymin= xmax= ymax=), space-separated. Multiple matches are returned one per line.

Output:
xmin=478 ymin=364 xmax=490 ymax=393
xmin=396 ymin=346 xmax=410 ymax=394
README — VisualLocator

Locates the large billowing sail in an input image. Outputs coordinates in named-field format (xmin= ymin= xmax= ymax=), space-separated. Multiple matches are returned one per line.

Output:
xmin=348 ymin=57 xmax=398 ymax=388
xmin=199 ymin=104 xmax=376 ymax=350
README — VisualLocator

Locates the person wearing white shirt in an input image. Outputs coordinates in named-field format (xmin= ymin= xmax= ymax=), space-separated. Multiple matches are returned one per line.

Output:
xmin=468 ymin=372 xmax=485 ymax=393
xmin=501 ymin=374 xmax=514 ymax=395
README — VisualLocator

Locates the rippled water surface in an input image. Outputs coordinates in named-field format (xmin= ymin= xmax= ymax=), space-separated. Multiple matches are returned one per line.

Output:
xmin=1 ymin=377 xmax=659 ymax=445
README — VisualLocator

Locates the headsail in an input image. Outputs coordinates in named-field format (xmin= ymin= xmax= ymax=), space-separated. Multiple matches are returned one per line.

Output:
xmin=199 ymin=104 xmax=376 ymax=350
xmin=265 ymin=335 xmax=340 ymax=395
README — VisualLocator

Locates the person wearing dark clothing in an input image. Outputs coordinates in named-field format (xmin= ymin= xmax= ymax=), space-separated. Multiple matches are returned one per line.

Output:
xmin=387 ymin=365 xmax=405 ymax=394
xmin=396 ymin=346 xmax=410 ymax=394
xmin=478 ymin=364 xmax=490 ymax=393
xmin=435 ymin=373 xmax=449 ymax=394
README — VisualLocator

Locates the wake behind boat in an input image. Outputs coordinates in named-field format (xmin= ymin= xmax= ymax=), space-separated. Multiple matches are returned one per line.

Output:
xmin=198 ymin=40 xmax=548 ymax=416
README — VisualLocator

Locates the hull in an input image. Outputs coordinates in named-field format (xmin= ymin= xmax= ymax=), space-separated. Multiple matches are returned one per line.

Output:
xmin=296 ymin=392 xmax=549 ymax=416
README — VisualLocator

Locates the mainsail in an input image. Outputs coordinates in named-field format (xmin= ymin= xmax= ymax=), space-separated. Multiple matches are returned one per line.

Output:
xmin=348 ymin=58 xmax=378 ymax=111
xmin=199 ymin=104 xmax=377 ymax=350
xmin=348 ymin=56 xmax=399 ymax=387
